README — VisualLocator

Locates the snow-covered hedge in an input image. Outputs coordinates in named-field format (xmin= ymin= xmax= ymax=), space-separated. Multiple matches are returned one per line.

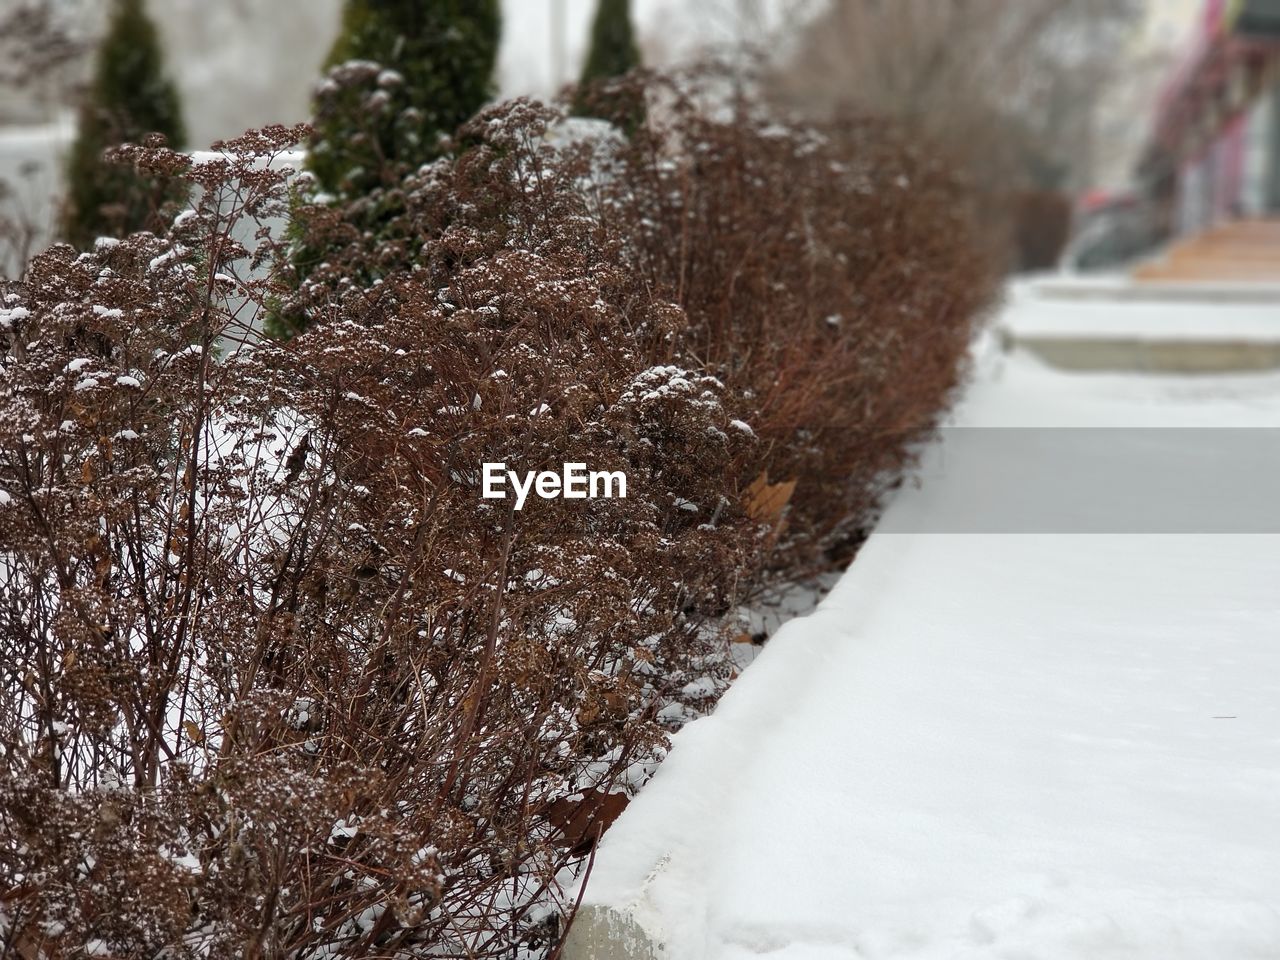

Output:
xmin=0 ymin=74 xmax=994 ymax=958
xmin=1 ymin=122 xmax=753 ymax=959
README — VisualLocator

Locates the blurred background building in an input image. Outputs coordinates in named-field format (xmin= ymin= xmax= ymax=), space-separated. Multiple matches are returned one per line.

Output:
xmin=1141 ymin=0 xmax=1280 ymax=233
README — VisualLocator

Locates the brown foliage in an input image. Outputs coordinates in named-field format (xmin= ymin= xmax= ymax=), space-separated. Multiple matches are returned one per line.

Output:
xmin=587 ymin=75 xmax=995 ymax=561
xmin=0 ymin=73 xmax=994 ymax=957
xmin=0 ymin=118 xmax=751 ymax=959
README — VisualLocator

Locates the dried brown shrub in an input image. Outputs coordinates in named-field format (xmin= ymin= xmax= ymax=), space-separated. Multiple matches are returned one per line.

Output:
xmin=0 ymin=73 xmax=994 ymax=957
xmin=591 ymin=72 xmax=997 ymax=564
xmin=288 ymin=73 xmax=996 ymax=564
xmin=1 ymin=118 xmax=755 ymax=959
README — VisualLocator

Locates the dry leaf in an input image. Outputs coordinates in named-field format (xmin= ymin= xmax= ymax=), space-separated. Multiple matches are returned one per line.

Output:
xmin=547 ymin=789 xmax=630 ymax=855
xmin=744 ymin=470 xmax=797 ymax=524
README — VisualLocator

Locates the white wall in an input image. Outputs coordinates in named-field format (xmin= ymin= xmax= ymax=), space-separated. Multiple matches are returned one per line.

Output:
xmin=149 ymin=0 xmax=344 ymax=149
xmin=0 ymin=114 xmax=74 ymax=277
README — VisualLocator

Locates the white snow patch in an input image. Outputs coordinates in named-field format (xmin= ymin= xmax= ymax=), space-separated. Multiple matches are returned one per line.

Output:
xmin=0 ymin=306 xmax=30 ymax=328
xmin=148 ymin=244 xmax=190 ymax=272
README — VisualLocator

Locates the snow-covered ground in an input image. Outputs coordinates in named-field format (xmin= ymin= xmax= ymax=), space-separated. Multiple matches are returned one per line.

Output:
xmin=567 ymin=307 xmax=1280 ymax=959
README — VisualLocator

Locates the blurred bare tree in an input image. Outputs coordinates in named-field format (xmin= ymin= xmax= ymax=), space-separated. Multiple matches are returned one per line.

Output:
xmin=0 ymin=0 xmax=96 ymax=113
xmin=0 ymin=1 xmax=86 ymax=80
xmin=0 ymin=1 xmax=98 ymax=276
xmin=771 ymin=0 xmax=1143 ymax=265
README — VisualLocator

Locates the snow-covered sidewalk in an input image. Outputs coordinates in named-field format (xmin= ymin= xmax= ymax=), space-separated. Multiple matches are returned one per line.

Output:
xmin=566 ymin=325 xmax=1280 ymax=958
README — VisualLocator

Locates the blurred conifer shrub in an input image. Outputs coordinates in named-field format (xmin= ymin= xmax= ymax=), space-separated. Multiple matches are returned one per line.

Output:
xmin=574 ymin=0 xmax=644 ymax=130
xmin=309 ymin=0 xmax=501 ymax=197
xmin=61 ymin=0 xmax=187 ymax=249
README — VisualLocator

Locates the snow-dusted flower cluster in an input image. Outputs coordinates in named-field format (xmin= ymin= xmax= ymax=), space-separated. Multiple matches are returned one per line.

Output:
xmin=0 ymin=112 xmax=757 ymax=960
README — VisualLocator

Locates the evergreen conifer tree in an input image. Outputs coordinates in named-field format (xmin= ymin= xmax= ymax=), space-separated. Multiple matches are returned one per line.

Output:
xmin=62 ymin=0 xmax=186 ymax=250
xmin=270 ymin=0 xmax=500 ymax=337
xmin=574 ymin=0 xmax=643 ymax=128
xmin=309 ymin=0 xmax=500 ymax=197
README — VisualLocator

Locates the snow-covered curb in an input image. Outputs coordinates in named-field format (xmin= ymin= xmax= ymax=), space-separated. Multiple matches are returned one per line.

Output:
xmin=564 ymin=600 xmax=850 ymax=959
